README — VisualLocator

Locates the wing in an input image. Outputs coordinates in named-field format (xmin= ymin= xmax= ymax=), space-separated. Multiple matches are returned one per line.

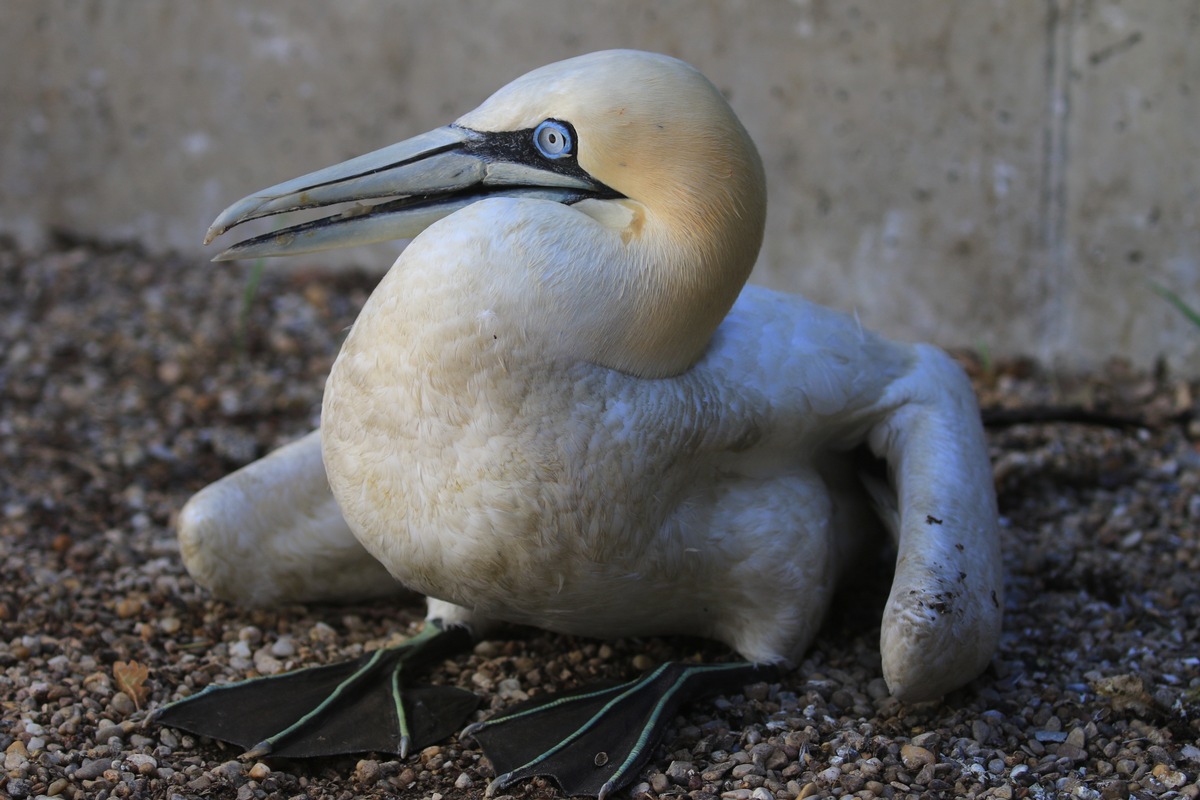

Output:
xmin=865 ymin=344 xmax=1003 ymax=701
xmin=697 ymin=288 xmax=1002 ymax=699
xmin=178 ymin=429 xmax=405 ymax=606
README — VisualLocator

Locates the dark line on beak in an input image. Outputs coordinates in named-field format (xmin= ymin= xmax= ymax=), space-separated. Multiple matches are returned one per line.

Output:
xmin=296 ymin=138 xmax=470 ymax=195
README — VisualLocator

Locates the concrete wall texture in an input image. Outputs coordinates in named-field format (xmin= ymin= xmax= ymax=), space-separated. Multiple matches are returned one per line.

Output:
xmin=3 ymin=1 xmax=1198 ymax=374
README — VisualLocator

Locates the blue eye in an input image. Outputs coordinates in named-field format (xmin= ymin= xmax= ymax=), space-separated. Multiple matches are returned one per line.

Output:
xmin=534 ymin=120 xmax=573 ymax=159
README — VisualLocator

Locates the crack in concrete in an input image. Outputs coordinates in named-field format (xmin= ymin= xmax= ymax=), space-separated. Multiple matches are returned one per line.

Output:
xmin=1036 ymin=0 xmax=1076 ymax=364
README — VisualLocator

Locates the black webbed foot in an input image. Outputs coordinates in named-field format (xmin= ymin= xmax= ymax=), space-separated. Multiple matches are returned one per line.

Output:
xmin=465 ymin=660 xmax=777 ymax=799
xmin=154 ymin=621 xmax=478 ymax=758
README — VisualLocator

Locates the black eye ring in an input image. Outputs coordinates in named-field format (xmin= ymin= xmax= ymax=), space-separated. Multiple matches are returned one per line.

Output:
xmin=533 ymin=120 xmax=573 ymax=159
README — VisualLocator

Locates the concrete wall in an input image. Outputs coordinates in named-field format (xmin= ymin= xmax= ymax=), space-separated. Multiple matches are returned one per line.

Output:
xmin=3 ymin=1 xmax=1197 ymax=374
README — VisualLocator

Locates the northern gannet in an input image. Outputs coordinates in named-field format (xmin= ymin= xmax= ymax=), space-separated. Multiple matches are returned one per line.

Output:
xmin=158 ymin=50 xmax=1003 ymax=799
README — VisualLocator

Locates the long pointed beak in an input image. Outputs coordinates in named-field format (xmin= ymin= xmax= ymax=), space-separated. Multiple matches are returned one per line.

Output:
xmin=205 ymin=124 xmax=614 ymax=261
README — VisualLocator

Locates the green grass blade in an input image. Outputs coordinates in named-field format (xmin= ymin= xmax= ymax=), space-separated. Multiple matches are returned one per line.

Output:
xmin=1149 ymin=281 xmax=1200 ymax=331
xmin=237 ymin=256 xmax=267 ymax=355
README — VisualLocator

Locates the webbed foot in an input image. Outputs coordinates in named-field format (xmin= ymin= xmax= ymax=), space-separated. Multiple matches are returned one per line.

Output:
xmin=154 ymin=621 xmax=478 ymax=758
xmin=466 ymin=660 xmax=777 ymax=799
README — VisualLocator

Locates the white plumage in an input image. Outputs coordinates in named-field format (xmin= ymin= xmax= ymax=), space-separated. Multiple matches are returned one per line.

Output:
xmin=180 ymin=49 xmax=1002 ymax=708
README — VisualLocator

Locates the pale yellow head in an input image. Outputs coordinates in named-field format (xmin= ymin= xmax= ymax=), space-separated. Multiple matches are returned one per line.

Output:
xmin=459 ymin=50 xmax=767 ymax=376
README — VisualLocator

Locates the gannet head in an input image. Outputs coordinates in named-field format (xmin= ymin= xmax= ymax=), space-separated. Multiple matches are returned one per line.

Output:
xmin=206 ymin=50 xmax=766 ymax=376
xmin=459 ymin=51 xmax=766 ymax=273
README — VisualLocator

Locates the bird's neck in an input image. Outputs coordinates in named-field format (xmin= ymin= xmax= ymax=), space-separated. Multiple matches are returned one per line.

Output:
xmin=348 ymin=196 xmax=760 ymax=382
xmin=578 ymin=129 xmax=767 ymax=376
xmin=598 ymin=228 xmax=750 ymax=377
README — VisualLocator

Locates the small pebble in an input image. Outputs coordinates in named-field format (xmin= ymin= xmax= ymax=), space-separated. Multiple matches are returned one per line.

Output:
xmin=75 ymin=758 xmax=112 ymax=780
xmin=5 ymin=739 xmax=29 ymax=771
xmin=732 ymin=762 xmax=763 ymax=779
xmin=310 ymin=622 xmax=337 ymax=642
xmin=496 ymin=677 xmax=527 ymax=700
xmin=187 ymin=775 xmax=214 ymax=792
xmin=744 ymin=681 xmax=770 ymax=702
xmin=270 ymin=637 xmax=296 ymax=658
xmin=911 ymin=731 xmax=941 ymax=748
xmin=355 ymin=759 xmax=380 ymax=784
xmin=1065 ymin=726 xmax=1086 ymax=748
xmin=109 ymin=692 xmax=136 ymax=716
xmin=114 ymin=597 xmax=142 ymax=618
xmin=253 ymin=650 xmax=283 ymax=674
xmin=94 ymin=722 xmax=123 ymax=741
xmin=1151 ymin=764 xmax=1187 ymax=789
xmin=473 ymin=640 xmax=499 ymax=657
xmin=1057 ymin=742 xmax=1087 ymax=762
xmin=667 ymin=759 xmax=695 ymax=783
xmin=125 ymin=753 xmax=157 ymax=775
xmin=703 ymin=761 xmax=735 ymax=781
xmin=900 ymin=743 xmax=935 ymax=769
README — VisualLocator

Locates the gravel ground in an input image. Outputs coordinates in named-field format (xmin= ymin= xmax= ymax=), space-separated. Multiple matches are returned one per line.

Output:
xmin=2 ymin=240 xmax=1198 ymax=800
